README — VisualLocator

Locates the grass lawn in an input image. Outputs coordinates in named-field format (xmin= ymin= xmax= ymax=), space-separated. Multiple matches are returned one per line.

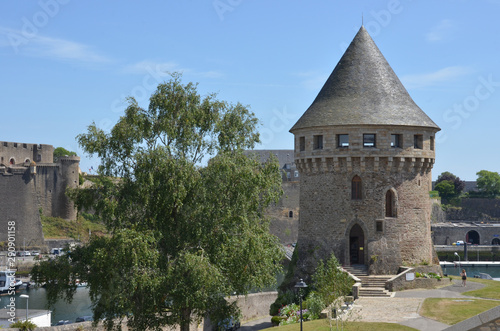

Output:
xmin=420 ymin=297 xmax=499 ymax=325
xmin=462 ymin=277 xmax=500 ymax=300
xmin=262 ymin=319 xmax=417 ymax=331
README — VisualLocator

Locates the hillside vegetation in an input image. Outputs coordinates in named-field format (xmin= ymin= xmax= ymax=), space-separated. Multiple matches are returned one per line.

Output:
xmin=41 ymin=212 xmax=107 ymax=240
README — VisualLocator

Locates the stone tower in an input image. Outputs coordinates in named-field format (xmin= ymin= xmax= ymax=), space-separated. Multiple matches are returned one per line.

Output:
xmin=290 ymin=26 xmax=441 ymax=275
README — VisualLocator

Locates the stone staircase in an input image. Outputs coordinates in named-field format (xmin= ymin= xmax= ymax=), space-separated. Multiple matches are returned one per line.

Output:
xmin=343 ymin=265 xmax=393 ymax=297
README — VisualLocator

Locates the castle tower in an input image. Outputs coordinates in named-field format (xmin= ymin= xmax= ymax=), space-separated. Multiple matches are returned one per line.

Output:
xmin=290 ymin=26 xmax=440 ymax=275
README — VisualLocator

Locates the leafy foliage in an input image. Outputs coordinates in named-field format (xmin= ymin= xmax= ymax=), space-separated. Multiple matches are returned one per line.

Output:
xmin=32 ymin=74 xmax=284 ymax=331
xmin=9 ymin=320 xmax=37 ymax=331
xmin=435 ymin=171 xmax=465 ymax=198
xmin=476 ymin=170 xmax=500 ymax=198
xmin=311 ymin=254 xmax=353 ymax=308
xmin=434 ymin=180 xmax=456 ymax=200
xmin=53 ymin=146 xmax=77 ymax=162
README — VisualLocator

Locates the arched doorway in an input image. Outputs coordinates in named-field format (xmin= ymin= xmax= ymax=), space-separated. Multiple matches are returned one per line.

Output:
xmin=466 ymin=230 xmax=480 ymax=245
xmin=349 ymin=224 xmax=365 ymax=265
xmin=492 ymin=238 xmax=500 ymax=245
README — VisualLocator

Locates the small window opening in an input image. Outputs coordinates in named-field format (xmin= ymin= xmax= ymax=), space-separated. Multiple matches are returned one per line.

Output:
xmin=376 ymin=220 xmax=383 ymax=232
xmin=352 ymin=175 xmax=362 ymax=200
xmin=294 ymin=170 xmax=299 ymax=177
xmin=23 ymin=144 xmax=27 ymax=149
xmin=414 ymin=135 xmax=423 ymax=149
xmin=9 ymin=158 xmax=15 ymax=165
xmin=385 ymin=190 xmax=397 ymax=217
xmin=337 ymin=134 xmax=349 ymax=147
xmin=299 ymin=136 xmax=305 ymax=151
xmin=391 ymin=134 xmax=402 ymax=148
xmin=430 ymin=136 xmax=435 ymax=151
xmin=289 ymin=211 xmax=293 ymax=218
xmin=313 ymin=135 xmax=323 ymax=150
xmin=363 ymin=134 xmax=376 ymax=148
xmin=13 ymin=143 xmax=17 ymax=148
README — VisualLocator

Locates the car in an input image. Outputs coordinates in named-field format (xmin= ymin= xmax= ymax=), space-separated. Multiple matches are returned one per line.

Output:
xmin=75 ymin=315 xmax=93 ymax=323
xmin=55 ymin=320 xmax=71 ymax=325
xmin=31 ymin=250 xmax=40 ymax=256
xmin=456 ymin=240 xmax=464 ymax=245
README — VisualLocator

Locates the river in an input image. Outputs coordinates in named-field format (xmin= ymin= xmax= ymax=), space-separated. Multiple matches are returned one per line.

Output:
xmin=0 ymin=286 xmax=92 ymax=325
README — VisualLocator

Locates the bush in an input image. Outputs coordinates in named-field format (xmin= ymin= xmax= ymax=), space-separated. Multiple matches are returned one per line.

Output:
xmin=10 ymin=320 xmax=37 ymax=330
xmin=305 ymin=291 xmax=324 ymax=319
xmin=271 ymin=315 xmax=283 ymax=326
xmin=270 ymin=289 xmax=297 ymax=316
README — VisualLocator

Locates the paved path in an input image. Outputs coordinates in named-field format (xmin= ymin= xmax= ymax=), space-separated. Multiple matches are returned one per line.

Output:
xmin=240 ymin=316 xmax=272 ymax=330
xmin=241 ymin=280 xmax=489 ymax=331
xmin=351 ymin=279 xmax=486 ymax=331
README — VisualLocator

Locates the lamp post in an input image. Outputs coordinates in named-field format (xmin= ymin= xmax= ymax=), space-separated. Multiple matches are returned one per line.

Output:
xmin=20 ymin=294 xmax=29 ymax=322
xmin=454 ymin=252 xmax=461 ymax=267
xmin=294 ymin=279 xmax=308 ymax=331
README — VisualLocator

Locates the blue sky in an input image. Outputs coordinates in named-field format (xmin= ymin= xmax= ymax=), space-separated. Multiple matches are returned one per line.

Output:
xmin=1 ymin=0 xmax=499 ymax=180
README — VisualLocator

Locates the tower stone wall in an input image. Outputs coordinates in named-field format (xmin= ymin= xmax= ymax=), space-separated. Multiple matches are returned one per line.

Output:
xmin=290 ymin=26 xmax=440 ymax=276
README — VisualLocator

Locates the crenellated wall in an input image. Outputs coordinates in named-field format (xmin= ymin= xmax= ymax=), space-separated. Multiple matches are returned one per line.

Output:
xmin=0 ymin=142 xmax=80 ymax=248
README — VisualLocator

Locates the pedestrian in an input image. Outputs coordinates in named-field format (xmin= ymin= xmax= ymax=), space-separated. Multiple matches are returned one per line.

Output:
xmin=460 ymin=269 xmax=467 ymax=287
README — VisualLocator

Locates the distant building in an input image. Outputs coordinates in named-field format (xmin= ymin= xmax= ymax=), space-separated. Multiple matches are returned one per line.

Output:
xmin=244 ymin=150 xmax=299 ymax=244
xmin=0 ymin=141 xmax=79 ymax=249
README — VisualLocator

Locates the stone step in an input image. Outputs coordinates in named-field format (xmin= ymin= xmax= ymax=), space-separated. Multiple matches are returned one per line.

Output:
xmin=343 ymin=265 xmax=369 ymax=277
xmin=358 ymin=287 xmax=392 ymax=297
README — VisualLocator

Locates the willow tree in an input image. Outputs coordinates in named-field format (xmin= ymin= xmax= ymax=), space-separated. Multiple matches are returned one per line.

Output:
xmin=32 ymin=73 xmax=284 ymax=331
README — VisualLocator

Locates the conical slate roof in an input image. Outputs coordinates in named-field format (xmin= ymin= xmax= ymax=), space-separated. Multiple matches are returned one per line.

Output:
xmin=290 ymin=26 xmax=440 ymax=132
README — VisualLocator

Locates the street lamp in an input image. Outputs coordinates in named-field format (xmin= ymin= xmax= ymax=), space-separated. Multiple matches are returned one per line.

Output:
xmin=20 ymin=294 xmax=29 ymax=322
xmin=294 ymin=279 xmax=308 ymax=331
xmin=454 ymin=252 xmax=461 ymax=266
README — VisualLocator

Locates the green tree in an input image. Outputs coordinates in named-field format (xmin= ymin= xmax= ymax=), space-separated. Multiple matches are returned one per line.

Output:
xmin=32 ymin=74 xmax=284 ymax=331
xmin=434 ymin=180 xmax=456 ymax=200
xmin=435 ymin=171 xmax=465 ymax=197
xmin=53 ymin=146 xmax=77 ymax=162
xmin=310 ymin=254 xmax=353 ymax=308
xmin=476 ymin=170 xmax=500 ymax=197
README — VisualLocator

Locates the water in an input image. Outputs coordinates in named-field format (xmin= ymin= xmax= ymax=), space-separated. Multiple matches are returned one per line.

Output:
xmin=442 ymin=265 xmax=500 ymax=279
xmin=0 ymin=287 xmax=92 ymax=325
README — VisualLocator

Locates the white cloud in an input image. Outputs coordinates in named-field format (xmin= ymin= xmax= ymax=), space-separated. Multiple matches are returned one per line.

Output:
xmin=401 ymin=66 xmax=475 ymax=89
xmin=426 ymin=19 xmax=456 ymax=42
xmin=0 ymin=26 xmax=110 ymax=64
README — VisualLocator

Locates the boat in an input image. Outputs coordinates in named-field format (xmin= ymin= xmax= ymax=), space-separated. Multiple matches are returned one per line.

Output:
xmin=0 ymin=271 xmax=24 ymax=293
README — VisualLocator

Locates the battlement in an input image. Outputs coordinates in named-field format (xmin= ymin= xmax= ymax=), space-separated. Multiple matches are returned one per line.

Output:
xmin=0 ymin=141 xmax=54 ymax=165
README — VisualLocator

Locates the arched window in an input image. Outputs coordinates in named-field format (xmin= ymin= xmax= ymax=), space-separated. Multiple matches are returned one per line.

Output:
xmin=9 ymin=158 xmax=15 ymax=165
xmin=385 ymin=190 xmax=397 ymax=217
xmin=492 ymin=238 xmax=500 ymax=245
xmin=351 ymin=176 xmax=362 ymax=200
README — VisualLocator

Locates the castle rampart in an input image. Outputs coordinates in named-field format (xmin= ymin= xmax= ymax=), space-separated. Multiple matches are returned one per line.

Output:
xmin=0 ymin=142 xmax=80 ymax=248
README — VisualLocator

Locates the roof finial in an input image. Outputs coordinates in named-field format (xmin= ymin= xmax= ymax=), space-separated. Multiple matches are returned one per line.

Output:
xmin=362 ymin=13 xmax=364 ymax=26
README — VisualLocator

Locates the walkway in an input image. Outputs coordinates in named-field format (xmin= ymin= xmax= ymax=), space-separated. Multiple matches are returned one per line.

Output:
xmin=352 ymin=279 xmax=486 ymax=330
xmin=240 ymin=280 xmax=488 ymax=331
